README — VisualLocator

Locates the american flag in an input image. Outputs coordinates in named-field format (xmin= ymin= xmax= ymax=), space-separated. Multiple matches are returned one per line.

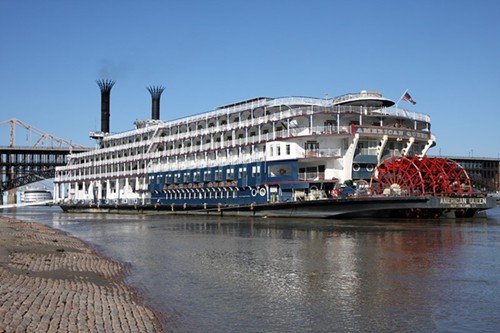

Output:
xmin=402 ymin=91 xmax=416 ymax=105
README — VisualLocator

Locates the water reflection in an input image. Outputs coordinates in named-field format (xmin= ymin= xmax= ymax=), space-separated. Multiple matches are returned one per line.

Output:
xmin=3 ymin=207 xmax=500 ymax=332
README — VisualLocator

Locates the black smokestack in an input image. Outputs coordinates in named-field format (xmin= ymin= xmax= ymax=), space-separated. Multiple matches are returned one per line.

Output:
xmin=96 ymin=79 xmax=115 ymax=133
xmin=147 ymin=85 xmax=165 ymax=120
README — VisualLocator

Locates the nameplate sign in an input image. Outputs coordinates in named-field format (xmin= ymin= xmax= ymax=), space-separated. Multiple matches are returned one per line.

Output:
xmin=352 ymin=126 xmax=430 ymax=140
xmin=439 ymin=197 xmax=488 ymax=208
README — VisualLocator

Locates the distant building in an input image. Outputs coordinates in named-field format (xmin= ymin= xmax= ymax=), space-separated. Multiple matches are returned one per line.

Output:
xmin=434 ymin=156 xmax=500 ymax=193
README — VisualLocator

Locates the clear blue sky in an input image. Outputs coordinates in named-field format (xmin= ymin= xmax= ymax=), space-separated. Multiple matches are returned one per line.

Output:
xmin=1 ymin=0 xmax=499 ymax=158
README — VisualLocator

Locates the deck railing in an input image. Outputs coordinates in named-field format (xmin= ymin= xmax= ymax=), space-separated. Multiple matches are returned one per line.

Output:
xmin=298 ymin=171 xmax=325 ymax=181
xmin=89 ymin=104 xmax=430 ymax=153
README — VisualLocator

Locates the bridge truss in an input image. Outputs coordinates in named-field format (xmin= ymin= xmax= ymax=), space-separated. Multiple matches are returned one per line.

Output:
xmin=1 ymin=119 xmax=90 ymax=194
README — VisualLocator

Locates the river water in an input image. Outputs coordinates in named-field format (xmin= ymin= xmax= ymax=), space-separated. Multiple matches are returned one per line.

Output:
xmin=3 ymin=206 xmax=500 ymax=332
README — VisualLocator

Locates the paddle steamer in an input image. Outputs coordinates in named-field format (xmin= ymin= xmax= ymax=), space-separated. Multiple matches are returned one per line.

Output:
xmin=54 ymin=82 xmax=495 ymax=217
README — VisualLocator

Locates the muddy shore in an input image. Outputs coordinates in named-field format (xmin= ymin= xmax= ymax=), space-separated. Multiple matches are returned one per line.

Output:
xmin=0 ymin=217 xmax=165 ymax=332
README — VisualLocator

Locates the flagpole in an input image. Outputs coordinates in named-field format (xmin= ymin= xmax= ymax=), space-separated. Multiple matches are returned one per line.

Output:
xmin=395 ymin=89 xmax=408 ymax=109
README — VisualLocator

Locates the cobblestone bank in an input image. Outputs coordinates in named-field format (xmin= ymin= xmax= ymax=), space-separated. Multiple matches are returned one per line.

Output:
xmin=0 ymin=217 xmax=165 ymax=332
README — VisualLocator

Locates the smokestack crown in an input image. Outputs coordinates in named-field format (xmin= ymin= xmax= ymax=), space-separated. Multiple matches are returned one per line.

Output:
xmin=147 ymin=85 xmax=165 ymax=120
xmin=96 ymin=79 xmax=115 ymax=93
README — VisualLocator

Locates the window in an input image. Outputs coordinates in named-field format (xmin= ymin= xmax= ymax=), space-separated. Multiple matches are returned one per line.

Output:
xmin=305 ymin=141 xmax=319 ymax=150
xmin=174 ymin=173 xmax=181 ymax=183
xmin=226 ymin=168 xmax=235 ymax=180
xmin=252 ymin=165 xmax=261 ymax=177
xmin=183 ymin=172 xmax=190 ymax=183
xmin=215 ymin=169 xmax=223 ymax=181
xmin=286 ymin=144 xmax=291 ymax=155
xmin=204 ymin=170 xmax=211 ymax=182
xmin=156 ymin=175 xmax=163 ymax=185
xmin=193 ymin=171 xmax=201 ymax=182
xmin=238 ymin=167 xmax=247 ymax=178
xmin=269 ymin=164 xmax=292 ymax=177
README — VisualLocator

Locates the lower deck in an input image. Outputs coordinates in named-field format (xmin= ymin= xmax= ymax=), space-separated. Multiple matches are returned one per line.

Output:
xmin=60 ymin=195 xmax=496 ymax=219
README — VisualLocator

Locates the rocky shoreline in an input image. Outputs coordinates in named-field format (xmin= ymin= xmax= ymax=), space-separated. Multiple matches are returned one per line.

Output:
xmin=0 ymin=217 xmax=165 ymax=332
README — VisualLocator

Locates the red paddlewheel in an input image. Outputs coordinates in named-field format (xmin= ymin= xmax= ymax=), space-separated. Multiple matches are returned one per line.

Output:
xmin=433 ymin=158 xmax=472 ymax=196
xmin=414 ymin=157 xmax=452 ymax=196
xmin=371 ymin=156 xmax=425 ymax=196
xmin=371 ymin=156 xmax=473 ymax=197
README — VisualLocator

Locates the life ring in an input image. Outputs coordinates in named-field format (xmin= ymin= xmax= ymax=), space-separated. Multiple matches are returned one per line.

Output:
xmin=279 ymin=168 xmax=286 ymax=176
xmin=353 ymin=163 xmax=360 ymax=172
xmin=366 ymin=164 xmax=374 ymax=172
xmin=310 ymin=185 xmax=318 ymax=192
xmin=251 ymin=188 xmax=258 ymax=197
xmin=259 ymin=187 xmax=267 ymax=196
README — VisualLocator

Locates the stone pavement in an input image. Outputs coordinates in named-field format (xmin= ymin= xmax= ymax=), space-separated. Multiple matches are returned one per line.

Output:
xmin=0 ymin=217 xmax=165 ymax=332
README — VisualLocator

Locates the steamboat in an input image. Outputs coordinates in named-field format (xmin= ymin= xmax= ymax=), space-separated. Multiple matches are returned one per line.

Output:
xmin=21 ymin=187 xmax=53 ymax=203
xmin=54 ymin=81 xmax=495 ymax=218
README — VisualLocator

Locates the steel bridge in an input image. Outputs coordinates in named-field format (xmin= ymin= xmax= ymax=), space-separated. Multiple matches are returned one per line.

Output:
xmin=1 ymin=118 xmax=90 ymax=204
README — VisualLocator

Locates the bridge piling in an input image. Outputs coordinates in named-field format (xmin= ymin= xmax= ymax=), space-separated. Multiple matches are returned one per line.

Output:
xmin=7 ymin=190 xmax=16 ymax=204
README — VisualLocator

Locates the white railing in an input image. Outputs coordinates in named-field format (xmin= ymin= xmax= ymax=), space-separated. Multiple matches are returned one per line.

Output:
xmin=76 ymin=106 xmax=429 ymax=162
xmin=333 ymin=91 xmax=382 ymax=104
xmin=267 ymin=96 xmax=332 ymax=107
xmin=376 ymin=107 xmax=431 ymax=123
xmin=60 ymin=123 xmax=354 ymax=178
xmin=298 ymin=171 xmax=325 ymax=181
xmin=302 ymin=148 xmax=342 ymax=158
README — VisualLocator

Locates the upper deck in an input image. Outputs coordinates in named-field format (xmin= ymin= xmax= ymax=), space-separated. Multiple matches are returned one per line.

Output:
xmin=101 ymin=92 xmax=429 ymax=143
